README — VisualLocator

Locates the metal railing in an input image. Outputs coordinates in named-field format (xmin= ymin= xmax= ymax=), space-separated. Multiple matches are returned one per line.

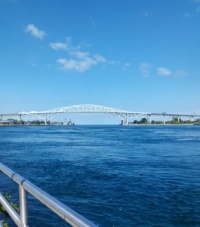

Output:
xmin=0 ymin=162 xmax=97 ymax=227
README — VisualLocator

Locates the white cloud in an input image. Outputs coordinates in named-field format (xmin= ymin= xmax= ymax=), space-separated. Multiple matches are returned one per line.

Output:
xmin=157 ymin=67 xmax=172 ymax=76
xmin=53 ymin=37 xmax=107 ymax=72
xmin=174 ymin=70 xmax=188 ymax=77
xmin=108 ymin=60 xmax=118 ymax=64
xmin=56 ymin=52 xmax=106 ymax=72
xmin=50 ymin=42 xmax=68 ymax=50
xmin=57 ymin=57 xmax=97 ymax=72
xmin=25 ymin=24 xmax=46 ymax=39
xmin=157 ymin=67 xmax=188 ymax=77
xmin=139 ymin=63 xmax=188 ymax=78
xmin=191 ymin=0 xmax=200 ymax=13
xmin=50 ymin=37 xmax=72 ymax=50
xmin=93 ymin=54 xmax=106 ymax=62
xmin=123 ymin=62 xmax=130 ymax=70
xmin=30 ymin=63 xmax=37 ymax=67
xmin=71 ymin=51 xmax=89 ymax=59
xmin=139 ymin=63 xmax=152 ymax=77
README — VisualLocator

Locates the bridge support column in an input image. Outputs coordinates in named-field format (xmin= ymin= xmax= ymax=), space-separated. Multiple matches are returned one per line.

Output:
xmin=148 ymin=115 xmax=152 ymax=124
xmin=18 ymin=114 xmax=22 ymax=122
xmin=125 ymin=117 xmax=129 ymax=125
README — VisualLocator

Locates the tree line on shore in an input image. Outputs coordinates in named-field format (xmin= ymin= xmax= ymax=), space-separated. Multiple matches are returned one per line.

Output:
xmin=130 ymin=117 xmax=200 ymax=125
xmin=1 ymin=117 xmax=200 ymax=126
xmin=0 ymin=119 xmax=74 ymax=126
xmin=0 ymin=119 xmax=48 ymax=125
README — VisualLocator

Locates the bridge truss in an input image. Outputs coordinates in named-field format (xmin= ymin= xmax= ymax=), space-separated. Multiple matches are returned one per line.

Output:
xmin=1 ymin=104 xmax=200 ymax=125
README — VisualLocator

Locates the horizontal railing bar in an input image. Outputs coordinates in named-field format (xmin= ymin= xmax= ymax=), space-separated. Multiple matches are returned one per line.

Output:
xmin=0 ymin=163 xmax=97 ymax=227
xmin=0 ymin=193 xmax=20 ymax=226
xmin=22 ymin=181 xmax=95 ymax=227
xmin=0 ymin=163 xmax=15 ymax=178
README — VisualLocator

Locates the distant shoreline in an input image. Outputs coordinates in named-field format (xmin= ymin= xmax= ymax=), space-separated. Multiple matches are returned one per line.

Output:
xmin=0 ymin=123 xmax=198 ymax=127
xmin=121 ymin=124 xmax=195 ymax=126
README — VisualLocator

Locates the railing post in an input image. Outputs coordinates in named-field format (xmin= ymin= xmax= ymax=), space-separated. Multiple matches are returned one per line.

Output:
xmin=0 ymin=162 xmax=97 ymax=227
xmin=19 ymin=185 xmax=28 ymax=227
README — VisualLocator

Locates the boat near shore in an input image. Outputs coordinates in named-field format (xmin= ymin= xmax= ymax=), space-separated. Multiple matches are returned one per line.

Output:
xmin=63 ymin=120 xmax=75 ymax=126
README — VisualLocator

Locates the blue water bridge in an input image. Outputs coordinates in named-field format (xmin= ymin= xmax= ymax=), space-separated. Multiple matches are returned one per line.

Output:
xmin=0 ymin=104 xmax=200 ymax=124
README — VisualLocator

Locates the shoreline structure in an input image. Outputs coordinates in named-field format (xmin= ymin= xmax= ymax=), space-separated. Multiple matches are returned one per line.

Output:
xmin=0 ymin=117 xmax=200 ymax=126
xmin=0 ymin=122 xmax=199 ymax=127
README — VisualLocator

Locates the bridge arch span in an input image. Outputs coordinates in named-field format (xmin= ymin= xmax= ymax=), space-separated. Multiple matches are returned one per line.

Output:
xmin=2 ymin=104 xmax=198 ymax=125
xmin=45 ymin=104 xmax=130 ymax=121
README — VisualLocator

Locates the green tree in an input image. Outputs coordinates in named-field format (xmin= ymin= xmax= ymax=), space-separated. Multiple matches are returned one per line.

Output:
xmin=139 ymin=118 xmax=148 ymax=124
xmin=170 ymin=117 xmax=180 ymax=124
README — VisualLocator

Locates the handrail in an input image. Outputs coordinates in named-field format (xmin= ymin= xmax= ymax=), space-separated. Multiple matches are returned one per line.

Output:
xmin=0 ymin=162 xmax=97 ymax=227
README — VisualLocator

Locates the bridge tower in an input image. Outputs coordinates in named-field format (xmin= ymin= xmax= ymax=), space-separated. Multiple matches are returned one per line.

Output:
xmin=125 ymin=117 xmax=129 ymax=125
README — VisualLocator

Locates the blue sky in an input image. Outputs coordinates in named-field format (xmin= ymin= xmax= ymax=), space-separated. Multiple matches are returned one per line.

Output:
xmin=1 ymin=0 xmax=200 ymax=124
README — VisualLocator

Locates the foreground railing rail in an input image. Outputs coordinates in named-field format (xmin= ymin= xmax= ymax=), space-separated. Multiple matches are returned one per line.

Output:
xmin=0 ymin=162 xmax=97 ymax=227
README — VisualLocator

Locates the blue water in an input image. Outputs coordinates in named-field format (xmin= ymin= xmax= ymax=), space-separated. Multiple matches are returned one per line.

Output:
xmin=0 ymin=125 xmax=200 ymax=226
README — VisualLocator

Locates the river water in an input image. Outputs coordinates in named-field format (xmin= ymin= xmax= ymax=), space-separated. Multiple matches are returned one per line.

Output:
xmin=0 ymin=125 xmax=200 ymax=226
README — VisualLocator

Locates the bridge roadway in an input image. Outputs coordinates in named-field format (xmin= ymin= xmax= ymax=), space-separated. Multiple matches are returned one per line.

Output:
xmin=0 ymin=104 xmax=200 ymax=125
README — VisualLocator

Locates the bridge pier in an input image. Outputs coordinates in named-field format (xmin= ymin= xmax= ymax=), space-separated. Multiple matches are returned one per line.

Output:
xmin=18 ymin=114 xmax=22 ymax=122
xmin=147 ymin=115 xmax=152 ymax=124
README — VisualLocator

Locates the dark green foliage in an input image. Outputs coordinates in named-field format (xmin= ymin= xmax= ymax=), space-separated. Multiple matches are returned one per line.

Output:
xmin=0 ymin=193 xmax=19 ymax=227
xmin=137 ymin=118 xmax=148 ymax=124
xmin=31 ymin=120 xmax=45 ymax=125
